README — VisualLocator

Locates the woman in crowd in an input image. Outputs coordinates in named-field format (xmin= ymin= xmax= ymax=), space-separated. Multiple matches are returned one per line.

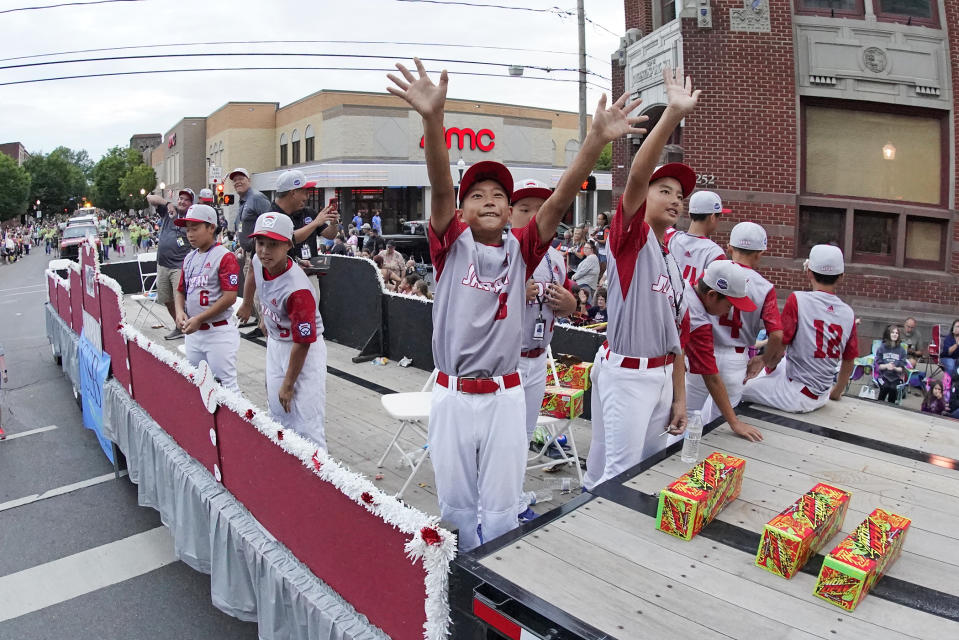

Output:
xmin=921 ymin=380 xmax=946 ymax=415
xmin=587 ymin=287 xmax=608 ymax=324
xmin=571 ymin=240 xmax=600 ymax=301
xmin=939 ymin=319 xmax=959 ymax=378
xmin=372 ymin=254 xmax=400 ymax=291
xmin=875 ymin=324 xmax=907 ymax=403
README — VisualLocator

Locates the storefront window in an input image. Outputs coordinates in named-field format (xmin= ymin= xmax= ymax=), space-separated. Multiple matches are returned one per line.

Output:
xmin=798 ymin=206 xmax=845 ymax=254
xmin=853 ymin=210 xmax=897 ymax=264
xmin=805 ymin=105 xmax=943 ymax=206
xmin=905 ymin=217 xmax=946 ymax=268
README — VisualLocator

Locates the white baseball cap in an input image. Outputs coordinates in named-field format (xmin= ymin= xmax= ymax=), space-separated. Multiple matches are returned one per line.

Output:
xmin=512 ymin=178 xmax=552 ymax=204
xmin=688 ymin=190 xmax=731 ymax=215
xmin=228 ymin=168 xmax=250 ymax=180
xmin=198 ymin=188 xmax=215 ymax=203
xmin=729 ymin=221 xmax=767 ymax=250
xmin=174 ymin=204 xmax=217 ymax=227
xmin=275 ymin=169 xmax=316 ymax=192
xmin=701 ymin=260 xmax=757 ymax=312
xmin=807 ymin=244 xmax=844 ymax=275
xmin=249 ymin=212 xmax=294 ymax=243
xmin=177 ymin=188 xmax=195 ymax=202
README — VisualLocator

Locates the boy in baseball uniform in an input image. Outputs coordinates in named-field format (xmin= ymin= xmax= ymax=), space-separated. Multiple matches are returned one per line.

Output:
xmin=236 ymin=212 xmax=328 ymax=448
xmin=512 ymin=178 xmax=578 ymax=520
xmin=698 ymin=222 xmax=784 ymax=428
xmin=387 ymin=57 xmax=644 ymax=550
xmin=665 ymin=190 xmax=727 ymax=289
xmin=740 ymin=244 xmax=858 ymax=413
xmin=173 ymin=204 xmax=241 ymax=392
xmin=682 ymin=259 xmax=764 ymax=442
xmin=583 ymin=67 xmax=702 ymax=491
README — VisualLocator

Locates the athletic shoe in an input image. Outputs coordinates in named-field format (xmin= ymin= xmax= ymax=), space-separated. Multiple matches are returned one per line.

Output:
xmin=517 ymin=507 xmax=539 ymax=524
xmin=245 ymin=327 xmax=264 ymax=339
xmin=164 ymin=328 xmax=183 ymax=340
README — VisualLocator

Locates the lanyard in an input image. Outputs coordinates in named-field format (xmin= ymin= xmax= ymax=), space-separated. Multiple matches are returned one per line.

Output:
xmin=536 ymin=251 xmax=559 ymax=314
xmin=184 ymin=245 xmax=217 ymax=296
xmin=660 ymin=241 xmax=685 ymax=329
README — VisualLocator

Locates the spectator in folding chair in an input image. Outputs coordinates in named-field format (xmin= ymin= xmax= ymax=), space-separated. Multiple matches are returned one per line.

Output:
xmin=921 ymin=380 xmax=946 ymax=416
xmin=938 ymin=319 xmax=959 ymax=379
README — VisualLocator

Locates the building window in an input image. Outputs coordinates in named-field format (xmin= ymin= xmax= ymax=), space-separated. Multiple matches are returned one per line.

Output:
xmin=305 ymin=124 xmax=315 ymax=162
xmin=798 ymin=206 xmax=845 ymax=255
xmin=291 ymin=129 xmax=300 ymax=165
xmin=852 ymin=210 xmax=897 ymax=265
xmin=279 ymin=133 xmax=288 ymax=167
xmin=565 ymin=140 xmax=579 ymax=166
xmin=874 ymin=0 xmax=938 ymax=26
xmin=904 ymin=217 xmax=947 ymax=269
xmin=656 ymin=0 xmax=675 ymax=26
xmin=796 ymin=0 xmax=864 ymax=16
xmin=804 ymin=103 xmax=944 ymax=206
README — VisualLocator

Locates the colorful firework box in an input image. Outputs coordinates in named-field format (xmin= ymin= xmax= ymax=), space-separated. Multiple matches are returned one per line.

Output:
xmin=539 ymin=386 xmax=584 ymax=419
xmin=656 ymin=452 xmax=746 ymax=540
xmin=813 ymin=509 xmax=911 ymax=611
xmin=755 ymin=483 xmax=851 ymax=579
xmin=549 ymin=355 xmax=593 ymax=390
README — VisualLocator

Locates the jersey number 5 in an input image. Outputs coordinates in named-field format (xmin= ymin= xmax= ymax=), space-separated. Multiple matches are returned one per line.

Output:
xmin=813 ymin=319 xmax=843 ymax=359
xmin=718 ymin=308 xmax=742 ymax=338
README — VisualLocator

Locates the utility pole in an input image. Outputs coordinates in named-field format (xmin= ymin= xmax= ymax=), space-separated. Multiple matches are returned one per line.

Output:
xmin=576 ymin=0 xmax=587 ymax=226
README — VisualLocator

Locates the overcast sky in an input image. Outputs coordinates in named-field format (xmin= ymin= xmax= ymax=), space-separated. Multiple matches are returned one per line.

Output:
xmin=0 ymin=0 xmax=624 ymax=161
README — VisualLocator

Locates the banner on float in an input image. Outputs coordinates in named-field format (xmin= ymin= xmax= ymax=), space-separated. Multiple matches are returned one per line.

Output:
xmin=78 ymin=335 xmax=113 ymax=462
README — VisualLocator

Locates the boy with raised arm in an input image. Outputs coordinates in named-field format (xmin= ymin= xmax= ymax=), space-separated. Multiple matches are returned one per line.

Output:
xmin=387 ymin=58 xmax=644 ymax=550
xmin=583 ymin=67 xmax=701 ymax=491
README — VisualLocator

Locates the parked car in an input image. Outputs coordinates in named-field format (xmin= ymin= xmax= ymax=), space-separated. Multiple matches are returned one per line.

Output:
xmin=59 ymin=224 xmax=101 ymax=261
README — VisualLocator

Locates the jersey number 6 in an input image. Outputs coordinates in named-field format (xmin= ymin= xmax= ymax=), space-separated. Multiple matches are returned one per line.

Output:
xmin=198 ymin=290 xmax=210 ymax=306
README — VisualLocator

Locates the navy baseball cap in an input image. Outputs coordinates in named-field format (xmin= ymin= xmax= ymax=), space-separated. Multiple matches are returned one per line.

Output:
xmin=458 ymin=161 xmax=513 ymax=206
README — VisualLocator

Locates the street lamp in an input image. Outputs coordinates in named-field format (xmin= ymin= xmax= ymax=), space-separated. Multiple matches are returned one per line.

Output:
xmin=159 ymin=182 xmax=166 ymax=198
xmin=140 ymin=188 xmax=146 ymax=196
xmin=456 ymin=157 xmax=466 ymax=202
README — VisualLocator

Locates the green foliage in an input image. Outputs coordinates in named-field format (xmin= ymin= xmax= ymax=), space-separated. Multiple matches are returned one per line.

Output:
xmin=119 ymin=163 xmax=157 ymax=210
xmin=23 ymin=146 xmax=89 ymax=216
xmin=0 ymin=153 xmax=31 ymax=221
xmin=594 ymin=142 xmax=612 ymax=171
xmin=91 ymin=146 xmax=148 ymax=212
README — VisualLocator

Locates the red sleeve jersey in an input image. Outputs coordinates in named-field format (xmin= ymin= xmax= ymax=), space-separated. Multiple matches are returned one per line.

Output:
xmin=286 ymin=289 xmax=318 ymax=344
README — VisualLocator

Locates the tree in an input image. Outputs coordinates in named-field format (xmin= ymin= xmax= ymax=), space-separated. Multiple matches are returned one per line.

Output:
xmin=594 ymin=142 xmax=612 ymax=171
xmin=119 ymin=163 xmax=157 ymax=211
xmin=23 ymin=147 xmax=87 ymax=216
xmin=91 ymin=146 xmax=144 ymax=212
xmin=0 ymin=153 xmax=31 ymax=222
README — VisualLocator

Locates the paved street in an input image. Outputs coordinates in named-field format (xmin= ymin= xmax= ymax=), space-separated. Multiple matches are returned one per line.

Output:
xmin=0 ymin=249 xmax=257 ymax=639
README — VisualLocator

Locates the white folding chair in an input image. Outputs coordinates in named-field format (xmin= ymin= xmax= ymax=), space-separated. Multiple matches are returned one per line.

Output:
xmin=526 ymin=345 xmax=584 ymax=488
xmin=130 ymin=251 xmax=166 ymax=329
xmin=377 ymin=369 xmax=438 ymax=499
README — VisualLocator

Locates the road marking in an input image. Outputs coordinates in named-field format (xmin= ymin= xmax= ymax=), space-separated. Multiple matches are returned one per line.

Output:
xmin=0 ymin=425 xmax=57 ymax=441
xmin=0 ymin=471 xmax=128 ymax=513
xmin=0 ymin=284 xmax=46 ymax=293
xmin=0 ymin=526 xmax=176 ymax=622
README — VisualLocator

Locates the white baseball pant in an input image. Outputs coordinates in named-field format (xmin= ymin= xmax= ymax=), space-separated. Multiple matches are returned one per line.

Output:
xmin=692 ymin=347 xmax=750 ymax=424
xmin=183 ymin=324 xmax=240 ymax=392
xmin=429 ymin=380 xmax=527 ymax=551
xmin=517 ymin=350 xmax=549 ymax=442
xmin=583 ymin=346 xmax=680 ymax=491
xmin=265 ymin=337 xmax=328 ymax=450
xmin=739 ymin=364 xmax=827 ymax=413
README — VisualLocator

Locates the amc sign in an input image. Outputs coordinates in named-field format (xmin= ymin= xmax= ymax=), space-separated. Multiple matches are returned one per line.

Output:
xmin=419 ymin=127 xmax=495 ymax=152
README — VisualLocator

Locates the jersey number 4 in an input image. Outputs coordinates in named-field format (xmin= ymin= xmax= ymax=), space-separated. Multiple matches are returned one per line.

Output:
xmin=813 ymin=319 xmax=844 ymax=359
xmin=718 ymin=308 xmax=742 ymax=338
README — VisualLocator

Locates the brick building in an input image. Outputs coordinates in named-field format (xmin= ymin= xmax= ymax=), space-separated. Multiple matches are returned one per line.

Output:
xmin=612 ymin=1 xmax=958 ymax=324
xmin=0 ymin=142 xmax=30 ymax=166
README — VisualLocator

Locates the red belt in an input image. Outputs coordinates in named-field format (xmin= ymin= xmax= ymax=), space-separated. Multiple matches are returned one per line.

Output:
xmin=734 ymin=346 xmax=746 ymax=354
xmin=603 ymin=340 xmax=675 ymax=370
xmin=198 ymin=319 xmax=229 ymax=330
xmin=436 ymin=371 xmax=521 ymax=394
xmin=521 ymin=347 xmax=546 ymax=358
xmin=789 ymin=377 xmax=820 ymax=400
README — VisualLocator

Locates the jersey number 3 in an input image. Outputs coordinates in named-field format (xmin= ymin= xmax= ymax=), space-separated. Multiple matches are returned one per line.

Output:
xmin=813 ymin=319 xmax=843 ymax=359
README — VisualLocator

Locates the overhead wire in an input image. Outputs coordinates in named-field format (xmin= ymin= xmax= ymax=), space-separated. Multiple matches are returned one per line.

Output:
xmin=0 ymin=0 xmax=143 ymax=15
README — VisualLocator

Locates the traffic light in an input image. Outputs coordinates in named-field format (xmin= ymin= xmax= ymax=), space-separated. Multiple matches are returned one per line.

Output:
xmin=222 ymin=194 xmax=235 ymax=206
xmin=580 ymin=175 xmax=596 ymax=192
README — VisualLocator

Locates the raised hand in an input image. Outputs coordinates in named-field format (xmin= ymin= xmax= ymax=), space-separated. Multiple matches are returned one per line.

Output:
xmin=589 ymin=92 xmax=647 ymax=143
xmin=386 ymin=58 xmax=448 ymax=119
xmin=663 ymin=66 xmax=701 ymax=117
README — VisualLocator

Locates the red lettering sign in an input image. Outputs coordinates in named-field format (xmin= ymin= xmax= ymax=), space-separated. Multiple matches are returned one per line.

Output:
xmin=419 ymin=127 xmax=495 ymax=152
xmin=167 ymin=133 xmax=177 ymax=148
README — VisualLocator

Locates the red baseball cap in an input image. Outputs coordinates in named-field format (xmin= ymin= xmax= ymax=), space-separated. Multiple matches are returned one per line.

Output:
xmin=650 ymin=163 xmax=696 ymax=198
xmin=458 ymin=161 xmax=513 ymax=206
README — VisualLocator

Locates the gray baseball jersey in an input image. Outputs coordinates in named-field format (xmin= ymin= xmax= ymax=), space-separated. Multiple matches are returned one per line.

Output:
xmin=253 ymin=255 xmax=324 ymax=342
xmin=782 ymin=290 xmax=858 ymax=396
xmin=429 ymin=216 xmax=547 ymax=377
xmin=179 ymin=244 xmax=239 ymax=323
xmin=521 ymin=247 xmax=568 ymax=351
xmin=605 ymin=199 xmax=688 ymax=357
xmin=665 ymin=229 xmax=725 ymax=290
xmin=710 ymin=265 xmax=781 ymax=349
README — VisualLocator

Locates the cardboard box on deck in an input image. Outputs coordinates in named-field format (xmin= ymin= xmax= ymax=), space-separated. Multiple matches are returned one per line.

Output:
xmin=656 ymin=452 xmax=746 ymax=540
xmin=539 ymin=386 xmax=584 ymax=419
xmin=755 ymin=483 xmax=852 ymax=579
xmin=548 ymin=355 xmax=593 ymax=390
xmin=813 ymin=508 xmax=911 ymax=611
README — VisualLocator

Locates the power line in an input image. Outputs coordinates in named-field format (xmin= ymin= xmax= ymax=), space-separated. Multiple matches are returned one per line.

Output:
xmin=0 ymin=0 xmax=143 ymax=15
xmin=584 ymin=14 xmax=620 ymax=38
xmin=0 ymin=51 xmax=612 ymax=81
xmin=0 ymin=64 xmax=611 ymax=91
xmin=394 ymin=0 xmax=570 ymax=13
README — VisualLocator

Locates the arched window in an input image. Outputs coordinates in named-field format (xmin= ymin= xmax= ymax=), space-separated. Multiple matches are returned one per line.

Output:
xmin=305 ymin=124 xmax=315 ymax=162
xmin=291 ymin=128 xmax=301 ymax=164
xmin=279 ymin=133 xmax=288 ymax=167
xmin=564 ymin=139 xmax=579 ymax=166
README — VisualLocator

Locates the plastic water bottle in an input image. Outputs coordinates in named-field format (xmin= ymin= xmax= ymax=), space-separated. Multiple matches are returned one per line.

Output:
xmin=681 ymin=410 xmax=704 ymax=464
xmin=521 ymin=489 xmax=553 ymax=508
